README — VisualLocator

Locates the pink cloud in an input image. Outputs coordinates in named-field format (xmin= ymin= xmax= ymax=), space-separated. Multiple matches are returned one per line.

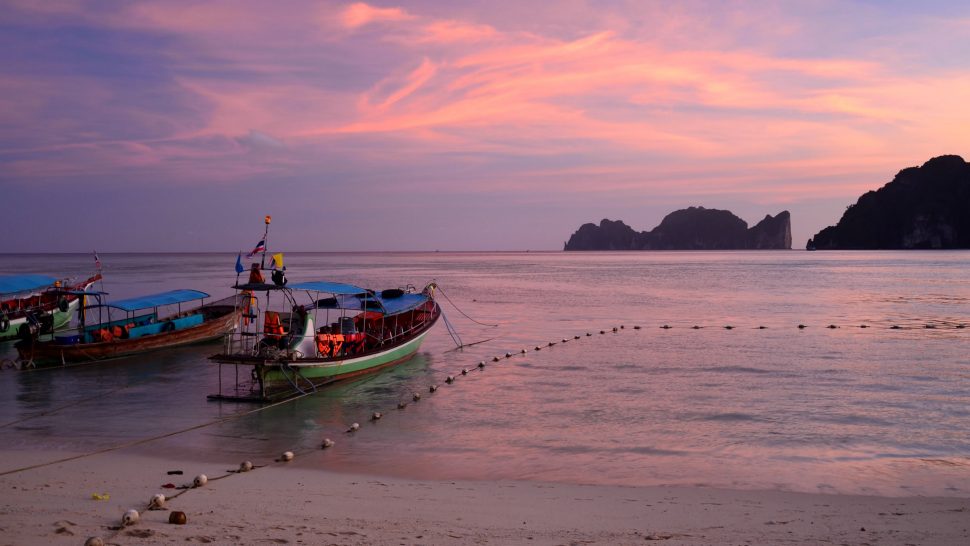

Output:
xmin=340 ymin=2 xmax=412 ymax=29
xmin=6 ymin=0 xmax=970 ymax=237
xmin=417 ymin=20 xmax=499 ymax=43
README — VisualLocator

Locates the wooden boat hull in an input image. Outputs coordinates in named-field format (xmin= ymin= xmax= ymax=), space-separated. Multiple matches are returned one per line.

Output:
xmin=210 ymin=307 xmax=439 ymax=401
xmin=16 ymin=306 xmax=239 ymax=366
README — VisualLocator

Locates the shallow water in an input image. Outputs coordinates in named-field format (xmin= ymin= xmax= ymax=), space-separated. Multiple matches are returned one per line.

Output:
xmin=0 ymin=251 xmax=968 ymax=496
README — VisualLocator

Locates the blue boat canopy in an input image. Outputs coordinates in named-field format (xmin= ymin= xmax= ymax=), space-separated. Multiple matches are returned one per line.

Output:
xmin=307 ymin=291 xmax=429 ymax=315
xmin=288 ymin=281 xmax=368 ymax=295
xmin=378 ymin=293 xmax=429 ymax=315
xmin=109 ymin=289 xmax=210 ymax=312
xmin=0 ymin=274 xmax=58 ymax=295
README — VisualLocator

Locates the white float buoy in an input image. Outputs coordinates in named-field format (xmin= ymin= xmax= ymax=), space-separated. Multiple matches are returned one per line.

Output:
xmin=429 ymin=384 xmax=438 ymax=392
xmin=122 ymin=509 xmax=140 ymax=526
xmin=446 ymin=375 xmax=455 ymax=384
xmin=372 ymin=411 xmax=383 ymax=420
xmin=239 ymin=461 xmax=253 ymax=472
xmin=280 ymin=451 xmax=294 ymax=462
xmin=149 ymin=493 xmax=166 ymax=509
xmin=322 ymin=438 xmax=335 ymax=449
xmin=492 ymin=356 xmax=500 ymax=362
xmin=478 ymin=362 xmax=485 ymax=369
xmin=84 ymin=537 xmax=104 ymax=546
xmin=347 ymin=422 xmax=360 ymax=432
xmin=461 ymin=368 xmax=469 ymax=375
xmin=413 ymin=393 xmax=422 ymax=401
xmin=505 ymin=352 xmax=512 ymax=358
xmin=193 ymin=474 xmax=207 ymax=488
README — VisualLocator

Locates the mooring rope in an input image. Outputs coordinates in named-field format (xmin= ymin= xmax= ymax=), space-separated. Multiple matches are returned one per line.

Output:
xmin=440 ymin=309 xmax=464 ymax=348
xmin=0 ymin=382 xmax=136 ymax=429
xmin=0 ymin=391 xmax=312 ymax=477
xmin=434 ymin=285 xmax=498 ymax=327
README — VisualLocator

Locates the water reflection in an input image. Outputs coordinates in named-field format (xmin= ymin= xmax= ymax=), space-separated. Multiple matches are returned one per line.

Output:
xmin=0 ymin=251 xmax=967 ymax=496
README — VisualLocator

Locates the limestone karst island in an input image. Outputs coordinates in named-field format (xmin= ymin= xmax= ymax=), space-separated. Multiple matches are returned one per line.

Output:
xmin=564 ymin=207 xmax=792 ymax=250
xmin=808 ymin=155 xmax=970 ymax=250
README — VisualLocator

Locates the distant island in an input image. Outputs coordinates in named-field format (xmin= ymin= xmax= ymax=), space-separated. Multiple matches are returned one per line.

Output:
xmin=564 ymin=207 xmax=792 ymax=250
xmin=809 ymin=155 xmax=970 ymax=249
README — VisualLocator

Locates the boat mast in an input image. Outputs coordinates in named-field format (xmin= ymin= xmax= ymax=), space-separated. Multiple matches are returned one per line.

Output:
xmin=260 ymin=215 xmax=271 ymax=270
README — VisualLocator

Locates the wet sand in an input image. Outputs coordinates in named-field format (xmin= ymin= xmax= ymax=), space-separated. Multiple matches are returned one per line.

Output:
xmin=1 ymin=449 xmax=967 ymax=545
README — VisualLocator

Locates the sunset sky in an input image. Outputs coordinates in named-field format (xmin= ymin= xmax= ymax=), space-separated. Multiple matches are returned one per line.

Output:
xmin=2 ymin=0 xmax=969 ymax=251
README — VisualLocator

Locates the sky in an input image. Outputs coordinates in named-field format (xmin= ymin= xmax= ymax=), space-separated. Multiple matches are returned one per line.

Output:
xmin=2 ymin=0 xmax=969 ymax=252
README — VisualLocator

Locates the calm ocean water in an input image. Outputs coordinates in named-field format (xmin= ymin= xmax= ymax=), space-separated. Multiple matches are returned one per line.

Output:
xmin=0 ymin=251 xmax=967 ymax=496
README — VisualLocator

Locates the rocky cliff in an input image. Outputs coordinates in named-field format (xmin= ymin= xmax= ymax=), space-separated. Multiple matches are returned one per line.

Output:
xmin=564 ymin=207 xmax=792 ymax=250
xmin=808 ymin=155 xmax=970 ymax=249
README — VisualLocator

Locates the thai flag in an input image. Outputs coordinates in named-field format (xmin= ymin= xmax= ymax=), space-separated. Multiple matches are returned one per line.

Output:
xmin=246 ymin=240 xmax=266 ymax=258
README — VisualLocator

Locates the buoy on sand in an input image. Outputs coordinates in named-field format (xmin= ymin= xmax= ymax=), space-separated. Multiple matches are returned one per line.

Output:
xmin=193 ymin=474 xmax=207 ymax=488
xmin=279 ymin=451 xmax=294 ymax=462
xmin=122 ymin=509 xmax=139 ymax=526
xmin=239 ymin=461 xmax=253 ymax=472
xmin=148 ymin=493 xmax=166 ymax=510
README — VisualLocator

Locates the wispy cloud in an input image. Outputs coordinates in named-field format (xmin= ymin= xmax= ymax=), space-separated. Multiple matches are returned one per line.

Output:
xmin=2 ymin=0 xmax=969 ymax=250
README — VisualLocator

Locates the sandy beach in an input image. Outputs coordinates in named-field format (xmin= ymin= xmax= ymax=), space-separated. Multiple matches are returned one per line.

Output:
xmin=0 ymin=449 xmax=966 ymax=545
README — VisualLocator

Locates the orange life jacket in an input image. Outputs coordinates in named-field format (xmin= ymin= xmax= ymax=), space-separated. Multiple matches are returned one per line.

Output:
xmin=316 ymin=333 xmax=343 ymax=357
xmin=241 ymin=291 xmax=256 ymax=325
xmin=264 ymin=311 xmax=284 ymax=339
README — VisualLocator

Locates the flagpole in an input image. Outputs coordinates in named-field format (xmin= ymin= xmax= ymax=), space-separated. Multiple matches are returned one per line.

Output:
xmin=260 ymin=215 xmax=271 ymax=270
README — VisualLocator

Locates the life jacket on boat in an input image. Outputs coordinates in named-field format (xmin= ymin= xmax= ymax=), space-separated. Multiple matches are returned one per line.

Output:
xmin=264 ymin=311 xmax=284 ymax=339
xmin=315 ymin=333 xmax=343 ymax=357
xmin=241 ymin=291 xmax=257 ymax=325
xmin=95 ymin=328 xmax=113 ymax=342
xmin=248 ymin=264 xmax=265 ymax=284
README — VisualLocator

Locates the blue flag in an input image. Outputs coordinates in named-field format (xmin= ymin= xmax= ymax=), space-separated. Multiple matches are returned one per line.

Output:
xmin=235 ymin=252 xmax=245 ymax=274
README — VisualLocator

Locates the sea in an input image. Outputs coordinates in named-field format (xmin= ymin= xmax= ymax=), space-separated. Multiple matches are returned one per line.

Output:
xmin=0 ymin=251 xmax=967 ymax=497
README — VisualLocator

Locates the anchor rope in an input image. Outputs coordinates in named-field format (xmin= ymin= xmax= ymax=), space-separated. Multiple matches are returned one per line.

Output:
xmin=0 ymin=390 xmax=312 ymax=478
xmin=0 ymin=382 xmax=136 ymax=429
xmin=440 ymin=309 xmax=463 ymax=349
xmin=434 ymin=285 xmax=498 ymax=327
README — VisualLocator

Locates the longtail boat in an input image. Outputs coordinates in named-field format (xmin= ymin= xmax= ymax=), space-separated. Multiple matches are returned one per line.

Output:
xmin=0 ymin=273 xmax=102 ymax=343
xmin=208 ymin=277 xmax=440 ymax=402
xmin=15 ymin=289 xmax=239 ymax=366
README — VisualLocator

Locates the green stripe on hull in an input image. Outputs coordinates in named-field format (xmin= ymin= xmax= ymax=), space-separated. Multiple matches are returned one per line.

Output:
xmin=0 ymin=300 xmax=75 ymax=343
xmin=262 ymin=329 xmax=430 ymax=386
